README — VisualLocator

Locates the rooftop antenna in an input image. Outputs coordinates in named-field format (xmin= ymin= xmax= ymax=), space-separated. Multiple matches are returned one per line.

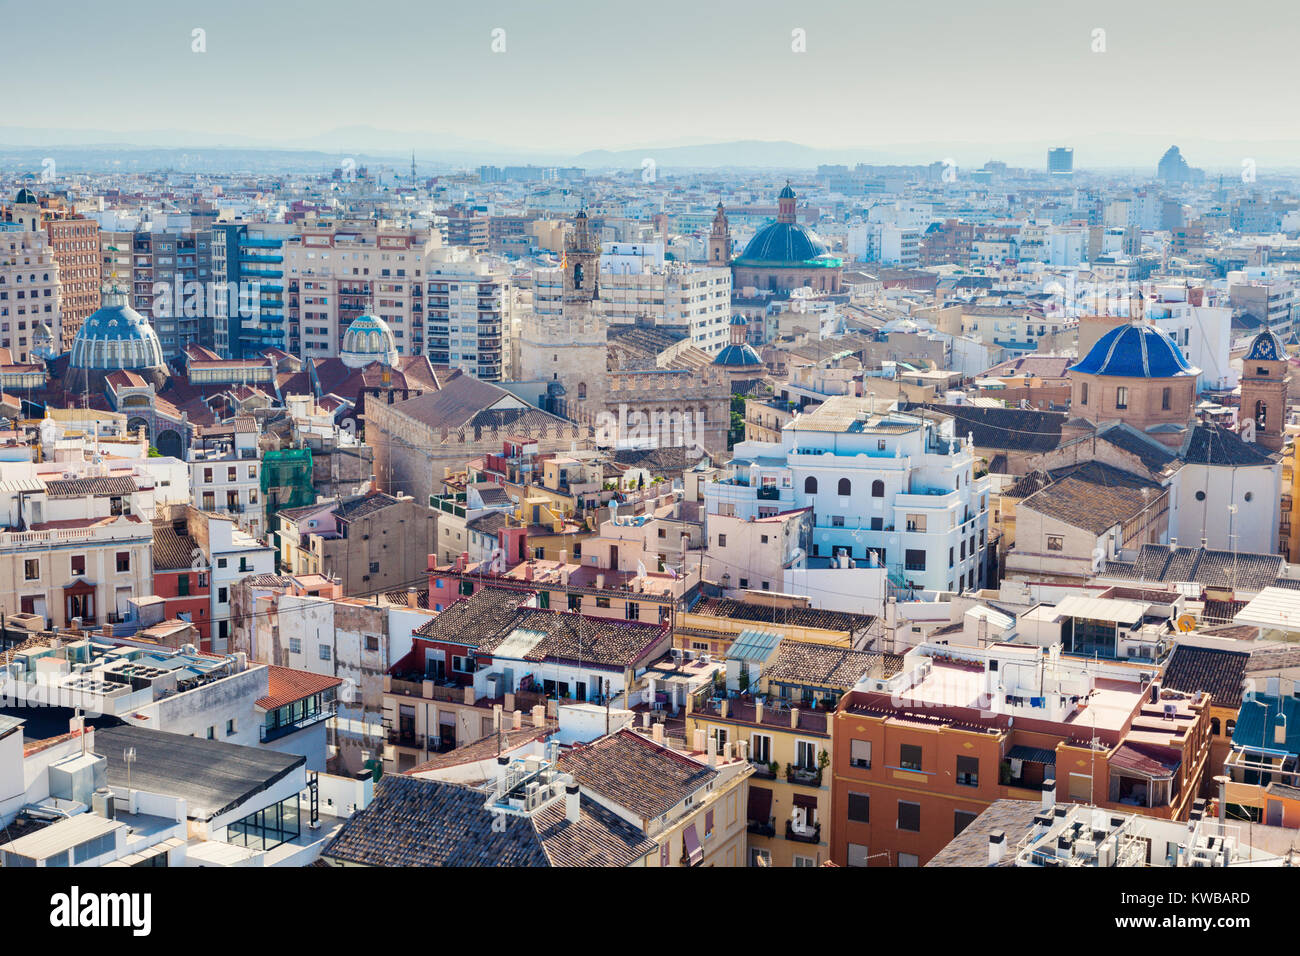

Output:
xmin=123 ymin=746 xmax=136 ymax=794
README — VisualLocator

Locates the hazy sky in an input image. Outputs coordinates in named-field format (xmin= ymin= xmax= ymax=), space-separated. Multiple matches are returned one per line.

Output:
xmin=9 ymin=0 xmax=1300 ymax=164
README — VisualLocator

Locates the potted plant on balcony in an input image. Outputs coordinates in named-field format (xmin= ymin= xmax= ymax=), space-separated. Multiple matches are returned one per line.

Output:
xmin=818 ymin=750 xmax=830 ymax=775
xmin=768 ymin=760 xmax=780 ymax=779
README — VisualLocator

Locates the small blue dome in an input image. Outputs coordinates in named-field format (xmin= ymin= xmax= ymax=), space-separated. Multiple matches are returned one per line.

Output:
xmin=729 ymin=315 xmax=748 ymax=326
xmin=1245 ymin=328 xmax=1287 ymax=362
xmin=778 ymin=183 xmax=796 ymax=200
xmin=69 ymin=289 xmax=166 ymax=371
xmin=714 ymin=343 xmax=763 ymax=367
xmin=1069 ymin=323 xmax=1198 ymax=378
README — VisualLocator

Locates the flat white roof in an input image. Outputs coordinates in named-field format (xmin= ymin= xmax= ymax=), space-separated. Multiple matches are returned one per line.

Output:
xmin=1053 ymin=595 xmax=1146 ymax=625
xmin=1234 ymin=586 xmax=1300 ymax=631
xmin=0 ymin=812 xmax=119 ymax=860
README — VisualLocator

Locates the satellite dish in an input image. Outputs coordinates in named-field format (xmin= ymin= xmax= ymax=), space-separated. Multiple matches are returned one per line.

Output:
xmin=1176 ymin=613 xmax=1196 ymax=633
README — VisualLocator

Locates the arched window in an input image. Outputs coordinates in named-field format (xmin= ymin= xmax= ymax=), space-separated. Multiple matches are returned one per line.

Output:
xmin=1226 ymin=719 xmax=1236 ymax=737
xmin=1161 ymin=387 xmax=1171 ymax=411
xmin=804 ymin=476 xmax=818 ymax=494
xmin=1210 ymin=717 xmax=1221 ymax=736
xmin=871 ymin=479 xmax=884 ymax=498
xmin=1256 ymin=400 xmax=1267 ymax=428
xmin=1080 ymin=382 xmax=1088 ymax=406
xmin=577 ymin=382 xmax=587 ymax=400
xmin=838 ymin=478 xmax=852 ymax=496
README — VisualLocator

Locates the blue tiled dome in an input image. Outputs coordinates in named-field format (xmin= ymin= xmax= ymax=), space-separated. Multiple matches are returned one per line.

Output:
xmin=69 ymin=289 xmax=166 ymax=371
xmin=1069 ymin=323 xmax=1198 ymax=378
xmin=734 ymin=222 xmax=839 ymax=268
xmin=1245 ymin=328 xmax=1287 ymax=362
xmin=714 ymin=343 xmax=763 ymax=367
xmin=340 ymin=313 xmax=399 ymax=369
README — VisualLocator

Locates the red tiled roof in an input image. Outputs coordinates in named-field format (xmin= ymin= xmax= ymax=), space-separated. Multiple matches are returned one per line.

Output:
xmin=257 ymin=665 xmax=343 ymax=710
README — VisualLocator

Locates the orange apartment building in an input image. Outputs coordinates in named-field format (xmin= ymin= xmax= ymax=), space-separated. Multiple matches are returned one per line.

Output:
xmin=829 ymin=641 xmax=1213 ymax=866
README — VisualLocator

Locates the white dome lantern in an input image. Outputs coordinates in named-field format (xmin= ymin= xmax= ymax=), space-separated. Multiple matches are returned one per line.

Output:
xmin=340 ymin=313 xmax=399 ymax=369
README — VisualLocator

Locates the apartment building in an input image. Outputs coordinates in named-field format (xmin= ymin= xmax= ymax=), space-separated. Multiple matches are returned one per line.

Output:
xmin=424 ymin=248 xmax=512 ymax=380
xmin=3 ymin=189 xmax=97 ymax=351
xmin=188 ymin=415 xmax=263 ymax=538
xmin=830 ymin=641 xmax=1213 ymax=866
xmin=688 ymin=638 xmax=898 ymax=865
xmin=0 ymin=225 xmax=62 ymax=363
xmin=277 ymin=491 xmax=439 ymax=598
xmin=703 ymin=397 xmax=992 ymax=607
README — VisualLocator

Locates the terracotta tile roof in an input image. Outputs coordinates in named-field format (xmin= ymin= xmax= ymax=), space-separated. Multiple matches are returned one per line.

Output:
xmin=692 ymin=597 xmax=875 ymax=633
xmin=1161 ymin=643 xmax=1249 ymax=708
xmin=477 ymin=608 xmax=670 ymax=669
xmin=323 ymin=774 xmax=653 ymax=867
xmin=1018 ymin=461 xmax=1160 ymax=535
xmin=1118 ymin=544 xmax=1284 ymax=592
xmin=42 ymin=475 xmax=138 ymax=497
xmin=152 ymin=519 xmax=195 ymax=572
xmin=405 ymin=725 xmax=553 ymax=775
xmin=257 ymin=665 xmax=343 ymax=710
xmin=414 ymin=587 xmax=538 ymax=648
xmin=925 ymin=798 xmax=1042 ymax=867
xmin=762 ymin=640 xmax=902 ymax=689
xmin=556 ymin=729 xmax=716 ymax=820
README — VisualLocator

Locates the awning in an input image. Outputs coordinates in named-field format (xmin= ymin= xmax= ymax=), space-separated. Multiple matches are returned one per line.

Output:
xmin=748 ymin=785 xmax=772 ymax=823
xmin=1110 ymin=742 xmax=1180 ymax=779
xmin=683 ymin=823 xmax=703 ymax=866
xmin=1006 ymin=745 xmax=1056 ymax=766
xmin=792 ymin=792 xmax=818 ymax=811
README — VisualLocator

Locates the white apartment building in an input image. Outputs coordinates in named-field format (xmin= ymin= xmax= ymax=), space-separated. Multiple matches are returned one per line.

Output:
xmin=188 ymin=417 xmax=263 ymax=539
xmin=0 ymin=225 xmax=62 ymax=363
xmin=424 ymin=248 xmax=512 ymax=380
xmin=205 ymin=516 xmax=276 ymax=653
xmin=1145 ymin=286 xmax=1236 ymax=393
xmin=534 ymin=243 xmax=733 ymax=354
xmin=702 ymin=397 xmax=991 ymax=603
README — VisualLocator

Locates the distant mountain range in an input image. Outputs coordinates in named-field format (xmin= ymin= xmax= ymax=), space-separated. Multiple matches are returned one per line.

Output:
xmin=4 ymin=125 xmax=1300 ymax=174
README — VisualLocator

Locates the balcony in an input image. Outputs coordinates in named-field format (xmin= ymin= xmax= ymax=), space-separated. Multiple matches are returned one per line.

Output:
xmin=747 ymin=816 xmax=776 ymax=838
xmin=786 ymin=766 xmax=823 ymax=787
xmin=260 ymin=706 xmax=335 ymax=742
xmin=785 ymin=820 xmax=822 ymax=844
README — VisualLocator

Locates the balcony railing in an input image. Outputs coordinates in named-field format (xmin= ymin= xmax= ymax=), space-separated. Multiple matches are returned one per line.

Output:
xmin=747 ymin=816 xmax=776 ymax=838
xmin=785 ymin=820 xmax=822 ymax=844
xmin=260 ymin=706 xmax=335 ymax=742
xmin=786 ymin=766 xmax=823 ymax=787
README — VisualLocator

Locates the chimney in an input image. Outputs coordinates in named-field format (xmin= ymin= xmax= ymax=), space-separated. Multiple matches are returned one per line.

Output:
xmin=755 ymin=700 xmax=764 ymax=724
xmin=652 ymin=722 xmax=665 ymax=745
xmin=406 ymin=587 xmax=417 ymax=609
xmin=1042 ymin=777 xmax=1056 ymax=810
xmin=523 ymin=564 xmax=534 ymax=582
xmin=1275 ymin=713 xmax=1288 ymax=747
xmin=493 ymin=703 xmax=503 ymax=731
xmin=531 ymin=704 xmax=545 ymax=728
xmin=693 ymin=728 xmax=706 ymax=753
xmin=641 ymin=712 xmax=651 ymax=728
xmin=565 ymin=783 xmax=581 ymax=823
xmin=497 ymin=755 xmax=510 ymax=790
xmin=720 ymin=699 xmax=729 ymax=718
xmin=989 ymin=830 xmax=1007 ymax=865
xmin=103 ymin=623 xmax=113 ymax=638
xmin=790 ymin=706 xmax=800 ymax=729
xmin=707 ymin=734 xmax=718 ymax=767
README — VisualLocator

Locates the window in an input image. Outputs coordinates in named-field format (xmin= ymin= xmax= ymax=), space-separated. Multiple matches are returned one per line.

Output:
xmin=956 ymin=755 xmax=979 ymax=787
xmin=595 ymin=597 xmax=610 ymax=609
xmin=1080 ymin=381 xmax=1088 ymax=405
xmin=23 ymin=558 xmax=38 ymax=580
xmin=71 ymin=555 xmax=85 ymax=576
xmin=625 ymin=601 xmax=639 ymax=620
xmin=218 ymin=587 xmax=228 ymax=603
xmin=717 ymin=534 xmax=727 ymax=547
xmin=899 ymin=744 xmax=922 ymax=771
xmin=568 ymin=594 xmax=581 ymax=611
xmin=319 ymin=645 xmax=332 ymax=661
xmin=871 ymin=479 xmax=884 ymax=497
xmin=904 ymin=549 xmax=926 ymax=572
xmin=226 ymin=719 xmax=237 ymax=736
xmin=116 ymin=552 xmax=130 ymax=572
xmin=751 ymin=733 xmax=772 ymax=764
xmin=796 ymin=739 xmax=818 ymax=770
xmin=793 ymin=855 xmax=816 ymax=867
xmin=1047 ymin=535 xmax=1063 ymax=551
xmin=898 ymin=853 xmax=919 ymax=867
xmin=369 ymin=561 xmax=380 ymax=574
xmin=804 ymin=476 xmax=817 ymax=494
xmin=366 ymin=636 xmax=380 ymax=652
xmin=1161 ymin=387 xmax=1171 ymax=411
xmin=905 ymin=514 xmax=926 ymax=532
xmin=289 ymin=637 xmax=301 ymax=654
xmin=1115 ymin=386 xmax=1128 ymax=409
xmin=850 ymin=739 xmax=871 ymax=769
xmin=955 ymin=810 xmax=978 ymax=837
xmin=207 ymin=726 xmax=216 ymax=740
xmin=897 ymin=801 xmax=921 ymax=832
xmin=1068 ymin=773 xmax=1092 ymax=801
xmin=837 ymin=478 xmax=851 ymax=496
xmin=846 ymin=843 xmax=871 ymax=867
xmin=749 ymin=847 xmax=771 ymax=867
xmin=847 ymin=792 xmax=870 ymax=823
